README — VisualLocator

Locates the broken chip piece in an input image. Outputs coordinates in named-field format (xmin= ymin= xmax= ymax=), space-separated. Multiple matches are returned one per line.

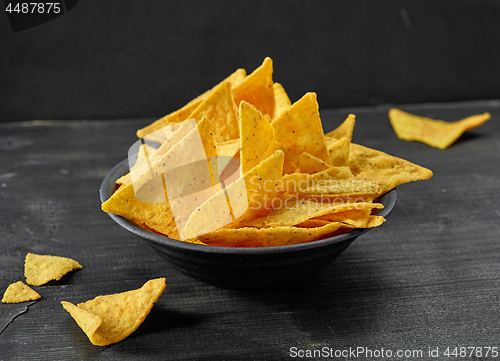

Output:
xmin=25 ymin=253 xmax=82 ymax=286
xmin=2 ymin=281 xmax=41 ymax=303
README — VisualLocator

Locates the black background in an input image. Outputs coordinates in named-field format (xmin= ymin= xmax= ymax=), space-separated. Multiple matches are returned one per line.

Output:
xmin=2 ymin=0 xmax=500 ymax=122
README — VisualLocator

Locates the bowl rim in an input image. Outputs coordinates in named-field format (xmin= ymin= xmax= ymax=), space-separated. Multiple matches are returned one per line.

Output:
xmin=100 ymin=159 xmax=397 ymax=255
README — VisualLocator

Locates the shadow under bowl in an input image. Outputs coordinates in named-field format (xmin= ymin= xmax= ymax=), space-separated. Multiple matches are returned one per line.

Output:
xmin=100 ymin=159 xmax=397 ymax=290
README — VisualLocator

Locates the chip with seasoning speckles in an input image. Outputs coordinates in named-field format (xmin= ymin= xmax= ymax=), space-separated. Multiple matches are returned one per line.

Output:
xmin=2 ymin=281 xmax=41 ymax=303
xmin=239 ymin=101 xmax=281 ymax=174
xmin=389 ymin=108 xmax=490 ymax=149
xmin=61 ymin=278 xmax=166 ymax=346
xmin=25 ymin=253 xmax=82 ymax=286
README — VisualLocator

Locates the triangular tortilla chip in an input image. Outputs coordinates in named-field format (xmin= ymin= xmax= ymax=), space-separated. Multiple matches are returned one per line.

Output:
xmin=349 ymin=143 xmax=433 ymax=195
xmin=239 ymin=101 xmax=280 ymax=174
xmin=24 ymin=253 xmax=82 ymax=286
xmin=299 ymin=152 xmax=331 ymax=174
xmin=61 ymin=278 xmax=166 ymax=346
xmin=325 ymin=114 xmax=356 ymax=141
xmin=116 ymin=143 xmax=157 ymax=187
xmin=244 ymin=198 xmax=382 ymax=228
xmin=216 ymin=139 xmax=240 ymax=158
xmin=389 ymin=108 xmax=491 ymax=149
xmin=232 ymin=57 xmax=275 ymax=117
xmin=2 ymin=281 xmax=41 ymax=303
xmin=272 ymin=82 xmax=291 ymax=119
xmin=313 ymin=202 xmax=385 ymax=228
xmin=197 ymin=222 xmax=343 ymax=247
xmin=186 ymin=82 xmax=240 ymax=143
xmin=272 ymin=92 xmax=329 ymax=168
xmin=137 ymin=68 xmax=246 ymax=138
xmin=61 ymin=301 xmax=103 ymax=339
xmin=327 ymin=137 xmax=350 ymax=167
xmin=182 ymin=150 xmax=285 ymax=239
xmin=324 ymin=136 xmax=338 ymax=147
xmin=102 ymin=175 xmax=180 ymax=239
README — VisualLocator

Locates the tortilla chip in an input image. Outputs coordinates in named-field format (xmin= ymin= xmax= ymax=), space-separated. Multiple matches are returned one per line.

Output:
xmin=137 ymin=68 xmax=246 ymax=139
xmin=314 ymin=202 xmax=385 ymax=228
xmin=216 ymin=139 xmax=240 ymax=159
xmin=389 ymin=108 xmax=491 ymax=149
xmin=185 ymin=82 xmax=240 ymax=143
xmin=293 ymin=179 xmax=381 ymax=199
xmin=272 ymin=92 xmax=330 ymax=168
xmin=61 ymin=278 xmax=166 ymax=346
xmin=299 ymin=152 xmax=331 ymax=174
xmin=272 ymin=82 xmax=292 ymax=119
xmin=24 ymin=253 xmax=82 ymax=286
xmin=244 ymin=198 xmax=380 ymax=228
xmin=325 ymin=114 xmax=356 ymax=141
xmin=116 ymin=143 xmax=157 ymax=186
xmin=2 ymin=281 xmax=41 ymax=303
xmin=327 ymin=137 xmax=350 ymax=167
xmin=181 ymin=150 xmax=285 ymax=239
xmin=102 ymin=175 xmax=179 ymax=239
xmin=324 ymin=136 xmax=338 ymax=147
xmin=232 ymin=57 xmax=275 ymax=117
xmin=197 ymin=222 xmax=343 ymax=247
xmin=349 ymin=143 xmax=433 ymax=195
xmin=239 ymin=101 xmax=280 ymax=174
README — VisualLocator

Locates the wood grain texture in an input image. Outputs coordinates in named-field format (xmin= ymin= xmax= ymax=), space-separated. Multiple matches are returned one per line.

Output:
xmin=1 ymin=100 xmax=499 ymax=360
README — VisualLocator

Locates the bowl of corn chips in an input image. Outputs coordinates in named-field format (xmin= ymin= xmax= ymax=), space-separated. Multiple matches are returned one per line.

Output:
xmin=100 ymin=57 xmax=432 ymax=289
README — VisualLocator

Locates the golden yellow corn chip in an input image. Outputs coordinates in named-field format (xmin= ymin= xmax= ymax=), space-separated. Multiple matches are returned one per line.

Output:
xmin=185 ymin=82 xmax=240 ymax=143
xmin=294 ymin=219 xmax=333 ymax=228
xmin=137 ymin=68 xmax=246 ymax=139
xmin=245 ymin=198 xmax=379 ymax=228
xmin=327 ymin=137 xmax=350 ymax=167
xmin=295 ymin=179 xmax=381 ymax=199
xmin=389 ymin=108 xmax=491 ymax=149
xmin=324 ymin=136 xmax=338 ymax=147
xmin=299 ymin=152 xmax=331 ymax=174
xmin=279 ymin=166 xmax=353 ymax=194
xmin=182 ymin=150 xmax=285 ymax=239
xmin=272 ymin=92 xmax=330 ymax=168
xmin=314 ymin=202 xmax=385 ymax=228
xmin=232 ymin=57 xmax=275 ymax=117
xmin=216 ymin=139 xmax=240 ymax=158
xmin=120 ymin=118 xmax=201 ymax=187
xmin=239 ymin=101 xmax=280 ymax=174
xmin=197 ymin=222 xmax=342 ymax=247
xmin=325 ymin=114 xmax=356 ymax=141
xmin=102 ymin=174 xmax=179 ymax=239
xmin=61 ymin=278 xmax=166 ymax=346
xmin=272 ymin=82 xmax=292 ymax=119
xmin=116 ymin=143 xmax=156 ymax=187
xmin=25 ymin=253 xmax=82 ymax=286
xmin=349 ymin=143 xmax=433 ymax=195
xmin=2 ymin=281 xmax=41 ymax=303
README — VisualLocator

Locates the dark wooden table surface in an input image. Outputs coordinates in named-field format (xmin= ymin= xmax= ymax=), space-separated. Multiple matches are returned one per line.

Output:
xmin=1 ymin=100 xmax=499 ymax=360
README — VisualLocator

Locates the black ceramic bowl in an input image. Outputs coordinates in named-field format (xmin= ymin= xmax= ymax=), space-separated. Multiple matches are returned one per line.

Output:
xmin=100 ymin=159 xmax=397 ymax=290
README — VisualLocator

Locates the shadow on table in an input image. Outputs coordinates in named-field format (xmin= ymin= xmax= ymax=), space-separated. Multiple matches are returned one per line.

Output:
xmin=238 ymin=253 xmax=394 ymax=339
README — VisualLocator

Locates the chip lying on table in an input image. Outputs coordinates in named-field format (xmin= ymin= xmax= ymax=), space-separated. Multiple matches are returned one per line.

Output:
xmin=2 ymin=281 xmax=41 ymax=303
xmin=389 ymin=108 xmax=490 ymax=149
xmin=101 ymin=57 xmax=433 ymax=247
xmin=61 ymin=278 xmax=166 ymax=346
